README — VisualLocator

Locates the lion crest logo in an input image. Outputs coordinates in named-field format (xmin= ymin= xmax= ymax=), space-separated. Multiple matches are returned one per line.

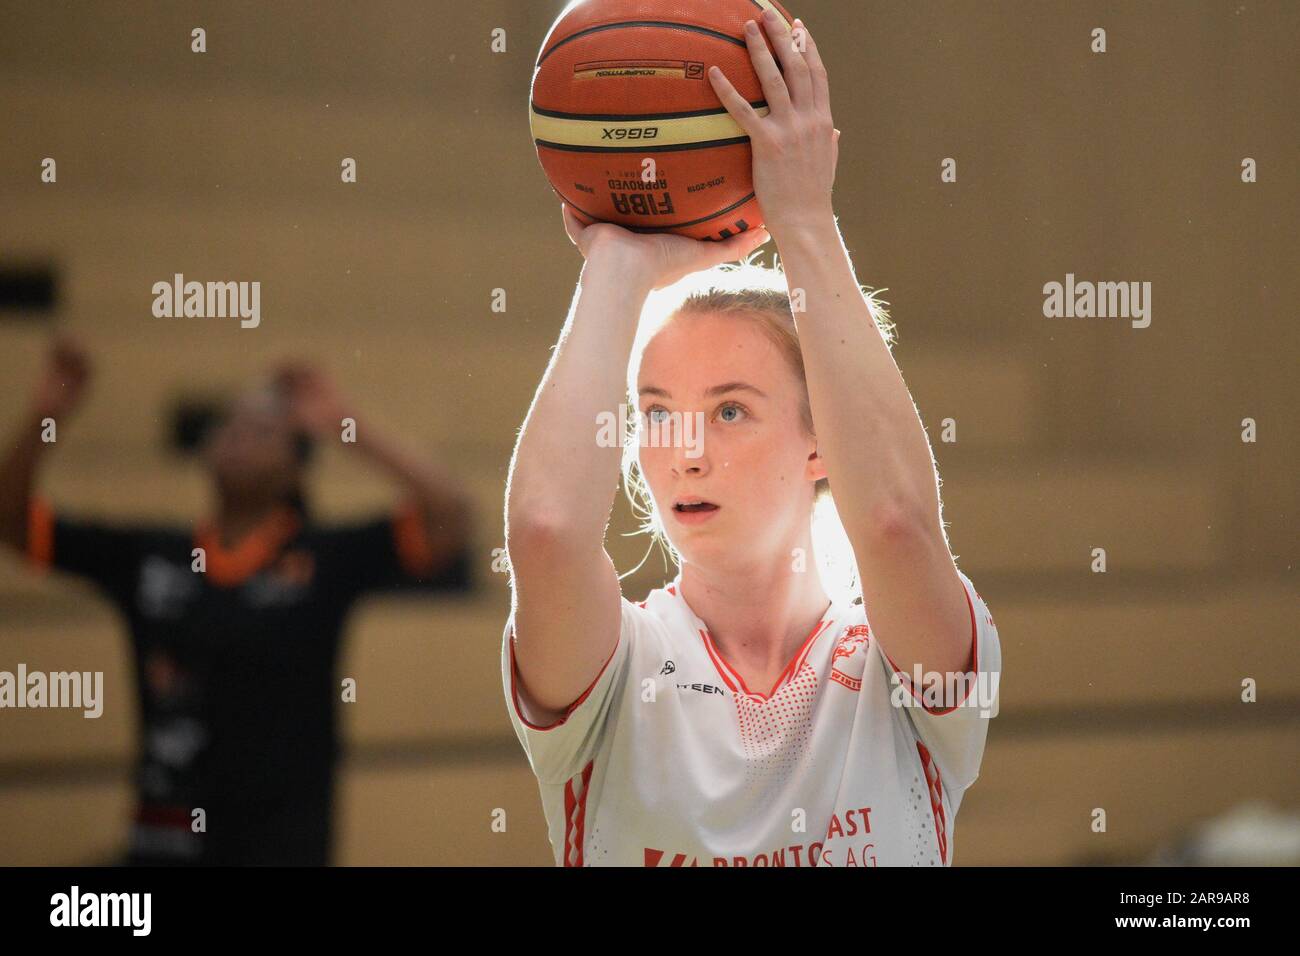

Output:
xmin=829 ymin=625 xmax=871 ymax=692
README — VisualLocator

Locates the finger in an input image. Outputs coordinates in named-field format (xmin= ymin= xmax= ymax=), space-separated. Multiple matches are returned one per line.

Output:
xmin=793 ymin=18 xmax=832 ymax=117
xmin=715 ymin=227 xmax=770 ymax=263
xmin=706 ymin=64 xmax=762 ymax=136
xmin=741 ymin=17 xmax=790 ymax=116
xmin=561 ymin=203 xmax=582 ymax=246
xmin=761 ymin=9 xmax=813 ymax=112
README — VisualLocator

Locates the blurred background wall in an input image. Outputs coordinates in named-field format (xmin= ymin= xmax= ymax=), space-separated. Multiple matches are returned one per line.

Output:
xmin=0 ymin=0 xmax=1295 ymax=865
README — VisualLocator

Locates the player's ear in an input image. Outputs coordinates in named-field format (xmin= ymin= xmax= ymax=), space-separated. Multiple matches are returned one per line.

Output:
xmin=806 ymin=445 xmax=829 ymax=482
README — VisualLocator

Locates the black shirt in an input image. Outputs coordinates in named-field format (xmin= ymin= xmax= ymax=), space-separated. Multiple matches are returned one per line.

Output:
xmin=29 ymin=500 xmax=473 ymax=865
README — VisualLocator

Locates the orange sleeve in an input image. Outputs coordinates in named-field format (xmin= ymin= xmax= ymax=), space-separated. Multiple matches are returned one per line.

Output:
xmin=27 ymin=496 xmax=54 ymax=570
xmin=391 ymin=501 xmax=436 ymax=577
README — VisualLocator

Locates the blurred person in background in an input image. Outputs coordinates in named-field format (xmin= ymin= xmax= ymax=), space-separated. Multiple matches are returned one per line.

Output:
xmin=0 ymin=338 xmax=476 ymax=865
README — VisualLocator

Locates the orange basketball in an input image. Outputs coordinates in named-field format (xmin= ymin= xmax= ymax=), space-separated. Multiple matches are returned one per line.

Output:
xmin=530 ymin=0 xmax=797 ymax=241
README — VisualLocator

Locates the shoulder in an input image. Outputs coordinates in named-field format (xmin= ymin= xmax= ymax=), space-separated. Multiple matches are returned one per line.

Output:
xmin=292 ymin=515 xmax=394 ymax=556
xmin=93 ymin=518 xmax=192 ymax=555
xmin=824 ymin=598 xmax=873 ymax=660
xmin=621 ymin=580 xmax=695 ymax=654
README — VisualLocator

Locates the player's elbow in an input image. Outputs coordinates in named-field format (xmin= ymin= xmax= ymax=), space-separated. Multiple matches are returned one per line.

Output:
xmin=853 ymin=497 xmax=931 ymax=547
xmin=506 ymin=508 xmax=583 ymax=559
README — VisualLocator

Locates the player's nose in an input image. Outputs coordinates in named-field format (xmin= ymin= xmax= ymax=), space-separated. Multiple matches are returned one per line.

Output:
xmin=669 ymin=420 xmax=709 ymax=476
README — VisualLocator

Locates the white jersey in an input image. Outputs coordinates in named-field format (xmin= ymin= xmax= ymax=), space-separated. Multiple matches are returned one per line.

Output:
xmin=502 ymin=568 xmax=1001 ymax=867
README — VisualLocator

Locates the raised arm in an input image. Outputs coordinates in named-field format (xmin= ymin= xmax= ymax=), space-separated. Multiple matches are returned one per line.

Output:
xmin=709 ymin=13 xmax=974 ymax=681
xmin=276 ymin=363 xmax=475 ymax=565
xmin=0 ymin=337 xmax=91 ymax=554
xmin=506 ymin=205 xmax=769 ymax=718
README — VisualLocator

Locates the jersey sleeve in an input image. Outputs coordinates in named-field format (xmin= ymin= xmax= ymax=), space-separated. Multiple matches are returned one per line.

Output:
xmin=878 ymin=569 xmax=1002 ymax=793
xmin=313 ymin=501 xmax=474 ymax=599
xmin=25 ymin=496 xmax=152 ymax=608
xmin=500 ymin=595 xmax=642 ymax=786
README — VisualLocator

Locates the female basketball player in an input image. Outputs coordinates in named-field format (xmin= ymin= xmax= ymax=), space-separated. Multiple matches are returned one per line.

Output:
xmin=0 ymin=340 xmax=474 ymax=864
xmin=503 ymin=12 xmax=1000 ymax=866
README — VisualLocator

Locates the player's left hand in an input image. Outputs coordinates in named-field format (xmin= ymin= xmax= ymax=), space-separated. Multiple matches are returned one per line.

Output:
xmin=708 ymin=10 xmax=840 ymax=238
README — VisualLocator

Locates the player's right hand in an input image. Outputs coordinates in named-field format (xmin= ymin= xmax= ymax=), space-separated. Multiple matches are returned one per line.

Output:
xmin=33 ymin=335 xmax=92 ymax=419
xmin=561 ymin=202 xmax=770 ymax=291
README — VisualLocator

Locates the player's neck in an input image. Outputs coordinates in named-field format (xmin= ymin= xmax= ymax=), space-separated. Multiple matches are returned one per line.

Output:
xmin=679 ymin=560 xmax=832 ymax=680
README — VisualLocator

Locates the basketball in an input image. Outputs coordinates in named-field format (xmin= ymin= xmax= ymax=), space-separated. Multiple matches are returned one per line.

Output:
xmin=529 ymin=0 xmax=797 ymax=241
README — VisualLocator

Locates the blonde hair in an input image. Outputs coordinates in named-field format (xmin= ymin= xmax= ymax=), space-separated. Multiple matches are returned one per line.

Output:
xmin=618 ymin=252 xmax=895 ymax=604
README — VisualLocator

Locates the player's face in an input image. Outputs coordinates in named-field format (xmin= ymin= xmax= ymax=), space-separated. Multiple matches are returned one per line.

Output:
xmin=204 ymin=389 xmax=300 ymax=502
xmin=636 ymin=312 xmax=824 ymax=569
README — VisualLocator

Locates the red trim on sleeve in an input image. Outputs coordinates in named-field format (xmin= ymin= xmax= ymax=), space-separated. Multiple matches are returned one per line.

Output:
xmin=26 ymin=496 xmax=53 ymax=570
xmin=392 ymin=500 xmax=436 ymax=576
xmin=883 ymin=576 xmax=979 ymax=716
xmin=507 ymin=623 xmax=621 ymax=732
xmin=917 ymin=742 xmax=949 ymax=864
xmin=562 ymin=761 xmax=595 ymax=867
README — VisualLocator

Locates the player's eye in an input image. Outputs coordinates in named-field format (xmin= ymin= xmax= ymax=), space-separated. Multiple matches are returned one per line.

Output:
xmin=717 ymin=402 xmax=746 ymax=423
xmin=644 ymin=406 xmax=670 ymax=425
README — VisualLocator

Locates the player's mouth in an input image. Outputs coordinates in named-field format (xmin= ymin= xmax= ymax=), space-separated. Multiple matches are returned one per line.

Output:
xmin=672 ymin=497 xmax=720 ymax=525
